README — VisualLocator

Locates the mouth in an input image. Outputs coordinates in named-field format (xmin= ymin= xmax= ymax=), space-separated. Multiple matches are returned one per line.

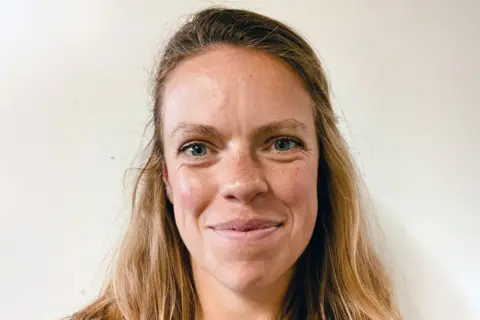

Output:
xmin=209 ymin=219 xmax=283 ymax=241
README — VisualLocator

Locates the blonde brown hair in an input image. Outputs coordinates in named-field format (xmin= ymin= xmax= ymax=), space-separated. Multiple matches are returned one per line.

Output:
xmin=68 ymin=6 xmax=400 ymax=320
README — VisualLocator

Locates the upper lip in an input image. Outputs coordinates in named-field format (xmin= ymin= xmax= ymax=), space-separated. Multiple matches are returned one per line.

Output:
xmin=209 ymin=219 xmax=282 ymax=232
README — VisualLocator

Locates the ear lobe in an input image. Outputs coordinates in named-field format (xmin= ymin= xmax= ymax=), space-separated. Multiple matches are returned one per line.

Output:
xmin=162 ymin=163 xmax=173 ymax=203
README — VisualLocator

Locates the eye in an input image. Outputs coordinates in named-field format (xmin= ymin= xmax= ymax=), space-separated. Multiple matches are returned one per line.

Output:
xmin=272 ymin=138 xmax=299 ymax=152
xmin=181 ymin=143 xmax=208 ymax=157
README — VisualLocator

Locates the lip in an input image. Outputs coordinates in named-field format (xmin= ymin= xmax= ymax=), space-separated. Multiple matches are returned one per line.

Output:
xmin=209 ymin=218 xmax=283 ymax=241
xmin=210 ymin=218 xmax=282 ymax=231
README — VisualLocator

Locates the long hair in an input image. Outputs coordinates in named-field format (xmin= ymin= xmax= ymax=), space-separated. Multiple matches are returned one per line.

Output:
xmin=68 ymin=7 xmax=400 ymax=320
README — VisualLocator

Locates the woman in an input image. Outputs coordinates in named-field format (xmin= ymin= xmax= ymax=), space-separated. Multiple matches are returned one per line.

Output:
xmin=69 ymin=6 xmax=400 ymax=320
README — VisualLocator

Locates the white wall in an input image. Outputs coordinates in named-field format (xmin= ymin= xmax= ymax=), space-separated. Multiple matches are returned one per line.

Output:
xmin=1 ymin=1 xmax=478 ymax=319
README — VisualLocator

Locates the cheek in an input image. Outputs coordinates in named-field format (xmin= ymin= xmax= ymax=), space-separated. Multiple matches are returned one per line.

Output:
xmin=271 ymin=165 xmax=318 ymax=210
xmin=171 ymin=170 xmax=214 ymax=223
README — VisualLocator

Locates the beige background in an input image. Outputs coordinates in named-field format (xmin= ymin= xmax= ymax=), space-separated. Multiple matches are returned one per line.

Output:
xmin=1 ymin=0 xmax=479 ymax=319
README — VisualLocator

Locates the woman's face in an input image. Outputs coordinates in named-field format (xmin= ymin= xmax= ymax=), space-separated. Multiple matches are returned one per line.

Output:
xmin=161 ymin=46 xmax=319 ymax=293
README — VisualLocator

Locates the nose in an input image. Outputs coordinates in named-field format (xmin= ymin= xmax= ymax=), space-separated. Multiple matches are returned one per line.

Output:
xmin=219 ymin=151 xmax=268 ymax=204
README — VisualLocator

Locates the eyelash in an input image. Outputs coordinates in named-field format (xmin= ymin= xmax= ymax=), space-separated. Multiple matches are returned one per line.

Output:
xmin=178 ymin=136 xmax=304 ymax=157
xmin=267 ymin=136 xmax=304 ymax=151
xmin=179 ymin=141 xmax=211 ymax=156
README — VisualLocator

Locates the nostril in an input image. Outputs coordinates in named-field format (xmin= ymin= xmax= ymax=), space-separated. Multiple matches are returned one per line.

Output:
xmin=224 ymin=195 xmax=237 ymax=201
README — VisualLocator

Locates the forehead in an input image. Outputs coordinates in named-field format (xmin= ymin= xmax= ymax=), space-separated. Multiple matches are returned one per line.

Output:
xmin=161 ymin=45 xmax=315 ymax=135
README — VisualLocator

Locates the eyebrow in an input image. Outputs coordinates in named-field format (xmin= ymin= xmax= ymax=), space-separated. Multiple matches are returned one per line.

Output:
xmin=253 ymin=119 xmax=308 ymax=137
xmin=170 ymin=123 xmax=222 ymax=140
xmin=169 ymin=119 xmax=308 ymax=140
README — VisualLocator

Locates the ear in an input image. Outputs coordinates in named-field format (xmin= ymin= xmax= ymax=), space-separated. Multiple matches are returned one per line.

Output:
xmin=162 ymin=163 xmax=173 ymax=203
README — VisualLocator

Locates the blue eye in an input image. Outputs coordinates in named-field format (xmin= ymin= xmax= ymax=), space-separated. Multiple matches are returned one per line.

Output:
xmin=273 ymin=138 xmax=298 ymax=151
xmin=184 ymin=143 xmax=207 ymax=157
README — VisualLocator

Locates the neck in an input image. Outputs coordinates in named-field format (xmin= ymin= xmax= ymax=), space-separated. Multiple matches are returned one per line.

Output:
xmin=193 ymin=262 xmax=292 ymax=320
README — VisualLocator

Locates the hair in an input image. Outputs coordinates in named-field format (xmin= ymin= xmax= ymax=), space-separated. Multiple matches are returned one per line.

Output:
xmin=68 ymin=6 xmax=401 ymax=320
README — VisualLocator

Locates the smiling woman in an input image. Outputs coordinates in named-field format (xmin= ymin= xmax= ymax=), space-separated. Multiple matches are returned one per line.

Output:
xmin=67 ymin=6 xmax=401 ymax=320
xmin=162 ymin=46 xmax=320 ymax=310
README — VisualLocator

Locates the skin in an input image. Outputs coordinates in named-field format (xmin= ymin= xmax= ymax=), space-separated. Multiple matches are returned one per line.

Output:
xmin=161 ymin=45 xmax=319 ymax=320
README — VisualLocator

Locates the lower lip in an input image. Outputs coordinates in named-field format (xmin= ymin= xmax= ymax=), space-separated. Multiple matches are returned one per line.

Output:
xmin=211 ymin=225 xmax=281 ymax=242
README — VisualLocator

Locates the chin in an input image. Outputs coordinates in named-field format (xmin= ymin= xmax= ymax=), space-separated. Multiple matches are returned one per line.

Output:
xmin=217 ymin=261 xmax=288 ymax=294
